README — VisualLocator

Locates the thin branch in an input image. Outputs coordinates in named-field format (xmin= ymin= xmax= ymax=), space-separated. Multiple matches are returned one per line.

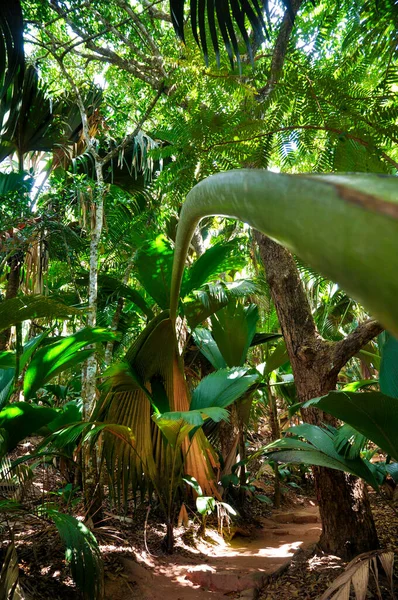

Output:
xmin=114 ymin=0 xmax=165 ymax=71
xmin=142 ymin=0 xmax=172 ymax=22
xmin=199 ymin=125 xmax=398 ymax=170
xmin=48 ymin=0 xmax=163 ymax=88
xmin=101 ymin=85 xmax=164 ymax=165
xmin=257 ymin=0 xmax=304 ymax=101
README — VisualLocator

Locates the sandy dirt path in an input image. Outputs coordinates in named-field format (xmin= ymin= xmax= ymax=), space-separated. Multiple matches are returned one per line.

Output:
xmin=105 ymin=505 xmax=321 ymax=599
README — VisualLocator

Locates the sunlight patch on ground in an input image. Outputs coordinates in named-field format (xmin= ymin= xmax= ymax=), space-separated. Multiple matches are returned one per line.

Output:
xmin=255 ymin=541 xmax=303 ymax=558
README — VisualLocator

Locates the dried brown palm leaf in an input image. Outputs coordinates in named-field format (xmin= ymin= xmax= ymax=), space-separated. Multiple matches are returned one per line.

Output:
xmin=98 ymin=312 xmax=219 ymax=505
xmin=321 ymin=550 xmax=395 ymax=600
xmin=177 ymin=503 xmax=189 ymax=527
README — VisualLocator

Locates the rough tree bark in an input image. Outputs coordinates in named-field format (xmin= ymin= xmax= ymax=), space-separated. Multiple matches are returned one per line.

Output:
xmin=255 ymin=232 xmax=381 ymax=560
xmin=0 ymin=252 xmax=23 ymax=350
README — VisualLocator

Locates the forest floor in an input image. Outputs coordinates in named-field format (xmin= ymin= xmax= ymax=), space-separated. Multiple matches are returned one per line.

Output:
xmin=1 ymin=446 xmax=398 ymax=599
xmin=103 ymin=503 xmax=321 ymax=600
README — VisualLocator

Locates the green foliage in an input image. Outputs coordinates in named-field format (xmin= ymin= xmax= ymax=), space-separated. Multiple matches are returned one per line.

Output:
xmin=170 ymin=171 xmax=398 ymax=337
xmin=0 ymin=402 xmax=57 ymax=455
xmin=181 ymin=239 xmax=246 ymax=297
xmin=135 ymin=235 xmax=174 ymax=309
xmin=379 ymin=331 xmax=398 ymax=399
xmin=24 ymin=327 xmax=119 ymax=400
xmin=192 ymin=327 xmax=227 ymax=369
xmin=47 ymin=510 xmax=103 ymax=600
xmin=210 ymin=302 xmax=258 ymax=367
xmin=170 ymin=0 xmax=297 ymax=68
xmin=0 ymin=401 xmax=83 ymax=455
xmin=0 ymin=542 xmax=19 ymax=600
xmin=304 ymin=391 xmax=398 ymax=461
xmin=190 ymin=367 xmax=258 ymax=411
xmin=0 ymin=295 xmax=80 ymax=332
xmin=262 ymin=423 xmax=380 ymax=489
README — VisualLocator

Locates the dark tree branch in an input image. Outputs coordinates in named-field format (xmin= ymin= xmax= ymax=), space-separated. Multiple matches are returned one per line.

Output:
xmin=332 ymin=319 xmax=383 ymax=374
xmin=48 ymin=0 xmax=164 ymax=88
xmin=257 ymin=0 xmax=304 ymax=101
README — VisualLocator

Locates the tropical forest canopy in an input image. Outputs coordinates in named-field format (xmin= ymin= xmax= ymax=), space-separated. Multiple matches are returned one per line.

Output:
xmin=0 ymin=1 xmax=398 ymax=599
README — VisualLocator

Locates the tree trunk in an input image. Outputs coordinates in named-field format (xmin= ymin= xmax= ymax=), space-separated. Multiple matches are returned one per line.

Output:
xmin=255 ymin=232 xmax=380 ymax=560
xmin=81 ymin=161 xmax=106 ymax=525
xmin=0 ymin=252 xmax=23 ymax=350
xmin=268 ymin=385 xmax=281 ymax=508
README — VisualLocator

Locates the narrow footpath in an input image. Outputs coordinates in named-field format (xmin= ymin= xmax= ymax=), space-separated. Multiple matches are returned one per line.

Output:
xmin=105 ymin=506 xmax=321 ymax=600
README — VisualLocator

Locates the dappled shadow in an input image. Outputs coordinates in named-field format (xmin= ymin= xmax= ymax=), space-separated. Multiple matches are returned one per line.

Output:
xmin=103 ymin=506 xmax=322 ymax=599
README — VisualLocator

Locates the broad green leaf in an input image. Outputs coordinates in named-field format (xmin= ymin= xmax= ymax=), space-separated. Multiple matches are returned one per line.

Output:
xmin=285 ymin=424 xmax=337 ymax=455
xmin=135 ymin=235 xmax=174 ymax=309
xmin=196 ymin=496 xmax=216 ymax=515
xmin=24 ymin=327 xmax=118 ymax=400
xmin=181 ymin=240 xmax=246 ymax=298
xmin=170 ymin=171 xmax=398 ymax=336
xmin=0 ymin=352 xmax=15 ymax=370
xmin=183 ymin=279 xmax=259 ymax=329
xmin=250 ymin=333 xmax=283 ymax=348
xmin=190 ymin=367 xmax=258 ymax=411
xmin=305 ymin=391 xmax=398 ymax=460
xmin=182 ymin=475 xmax=203 ymax=496
xmin=342 ymin=379 xmax=378 ymax=392
xmin=192 ymin=327 xmax=227 ymax=369
xmin=266 ymin=448 xmax=378 ymax=489
xmin=265 ymin=340 xmax=289 ymax=375
xmin=0 ymin=295 xmax=80 ymax=332
xmin=152 ymin=415 xmax=195 ymax=448
xmin=0 ymin=402 xmax=58 ymax=455
xmin=334 ymin=424 xmax=368 ymax=460
xmin=153 ymin=405 xmax=229 ymax=437
xmin=46 ymin=401 xmax=83 ymax=433
xmin=379 ymin=331 xmax=398 ymax=399
xmin=20 ymin=330 xmax=50 ymax=372
xmin=256 ymin=494 xmax=273 ymax=505
xmin=211 ymin=302 xmax=258 ymax=367
xmin=0 ymin=369 xmax=14 ymax=409
xmin=386 ymin=463 xmax=398 ymax=483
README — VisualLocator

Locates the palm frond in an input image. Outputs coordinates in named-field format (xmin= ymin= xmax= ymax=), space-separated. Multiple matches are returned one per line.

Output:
xmin=171 ymin=0 xmax=278 ymax=68
xmin=47 ymin=510 xmax=103 ymax=600
xmin=96 ymin=312 xmax=220 ymax=505
xmin=0 ymin=0 xmax=24 ymax=102
xmin=0 ymin=295 xmax=80 ymax=332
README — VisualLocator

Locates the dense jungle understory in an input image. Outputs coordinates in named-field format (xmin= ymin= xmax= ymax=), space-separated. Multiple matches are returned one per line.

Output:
xmin=1 ymin=0 xmax=398 ymax=598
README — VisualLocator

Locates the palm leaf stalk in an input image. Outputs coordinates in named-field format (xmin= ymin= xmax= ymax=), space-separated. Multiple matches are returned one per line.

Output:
xmin=170 ymin=170 xmax=398 ymax=335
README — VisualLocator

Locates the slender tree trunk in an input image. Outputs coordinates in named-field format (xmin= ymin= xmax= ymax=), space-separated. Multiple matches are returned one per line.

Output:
xmin=255 ymin=232 xmax=380 ymax=560
xmin=81 ymin=163 xmax=106 ymax=524
xmin=82 ymin=163 xmax=105 ymax=416
xmin=268 ymin=384 xmax=281 ymax=508
xmin=0 ymin=252 xmax=23 ymax=350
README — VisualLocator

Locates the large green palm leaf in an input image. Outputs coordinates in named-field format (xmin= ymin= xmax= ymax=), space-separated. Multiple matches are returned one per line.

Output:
xmin=170 ymin=170 xmax=398 ymax=336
